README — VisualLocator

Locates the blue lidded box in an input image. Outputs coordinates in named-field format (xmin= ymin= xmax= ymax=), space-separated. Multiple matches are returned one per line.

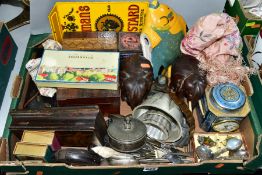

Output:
xmin=196 ymin=83 xmax=250 ymax=132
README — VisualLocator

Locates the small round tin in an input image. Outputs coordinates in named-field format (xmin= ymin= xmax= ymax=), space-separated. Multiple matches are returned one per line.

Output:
xmin=107 ymin=115 xmax=147 ymax=153
xmin=211 ymin=83 xmax=246 ymax=111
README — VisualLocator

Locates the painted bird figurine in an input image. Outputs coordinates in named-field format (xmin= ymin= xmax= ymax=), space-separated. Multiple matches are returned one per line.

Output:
xmin=140 ymin=0 xmax=187 ymax=78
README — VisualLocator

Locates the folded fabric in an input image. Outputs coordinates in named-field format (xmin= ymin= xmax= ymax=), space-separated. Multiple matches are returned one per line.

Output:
xmin=181 ymin=13 xmax=251 ymax=86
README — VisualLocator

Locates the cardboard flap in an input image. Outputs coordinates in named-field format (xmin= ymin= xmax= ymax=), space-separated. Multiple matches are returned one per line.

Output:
xmin=0 ymin=21 xmax=18 ymax=108
xmin=0 ymin=22 xmax=3 ymax=30
xmin=244 ymin=134 xmax=262 ymax=169
xmin=11 ymin=76 xmax=23 ymax=98
xmin=27 ymin=33 xmax=51 ymax=48
xmin=242 ymin=74 xmax=254 ymax=96
xmin=0 ymin=161 xmax=26 ymax=173
xmin=0 ymin=138 xmax=8 ymax=161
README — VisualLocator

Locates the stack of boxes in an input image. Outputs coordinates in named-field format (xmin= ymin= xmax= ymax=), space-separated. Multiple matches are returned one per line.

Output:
xmin=13 ymin=131 xmax=60 ymax=162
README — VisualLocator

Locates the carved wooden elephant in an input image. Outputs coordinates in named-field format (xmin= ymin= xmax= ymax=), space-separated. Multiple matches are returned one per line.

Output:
xmin=120 ymin=54 xmax=153 ymax=109
xmin=170 ymin=54 xmax=207 ymax=108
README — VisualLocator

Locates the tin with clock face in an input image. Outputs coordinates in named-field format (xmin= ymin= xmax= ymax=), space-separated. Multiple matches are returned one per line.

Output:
xmin=196 ymin=83 xmax=250 ymax=132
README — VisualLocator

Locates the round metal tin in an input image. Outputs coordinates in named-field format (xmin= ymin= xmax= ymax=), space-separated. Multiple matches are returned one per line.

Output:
xmin=211 ymin=83 xmax=246 ymax=111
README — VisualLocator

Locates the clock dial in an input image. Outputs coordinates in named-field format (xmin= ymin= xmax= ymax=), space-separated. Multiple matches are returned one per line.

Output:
xmin=212 ymin=120 xmax=239 ymax=132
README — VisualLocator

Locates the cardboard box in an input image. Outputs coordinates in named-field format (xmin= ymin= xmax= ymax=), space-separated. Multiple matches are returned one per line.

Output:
xmin=0 ymin=138 xmax=8 ymax=161
xmin=193 ymin=133 xmax=248 ymax=162
xmin=2 ymin=39 xmax=261 ymax=174
xmin=48 ymin=1 xmax=149 ymax=42
xmin=243 ymin=35 xmax=262 ymax=127
xmin=13 ymin=142 xmax=52 ymax=162
xmin=21 ymin=130 xmax=61 ymax=151
xmin=224 ymin=0 xmax=262 ymax=36
xmin=1 ymin=1 xmax=262 ymax=174
xmin=34 ymin=50 xmax=119 ymax=90
xmin=0 ymin=22 xmax=17 ymax=108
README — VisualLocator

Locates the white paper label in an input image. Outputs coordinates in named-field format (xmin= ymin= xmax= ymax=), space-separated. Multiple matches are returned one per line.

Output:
xmin=143 ymin=167 xmax=159 ymax=172
xmin=228 ymin=0 xmax=235 ymax=6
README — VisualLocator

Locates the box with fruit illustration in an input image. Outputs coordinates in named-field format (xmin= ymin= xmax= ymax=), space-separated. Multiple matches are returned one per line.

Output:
xmin=35 ymin=50 xmax=119 ymax=90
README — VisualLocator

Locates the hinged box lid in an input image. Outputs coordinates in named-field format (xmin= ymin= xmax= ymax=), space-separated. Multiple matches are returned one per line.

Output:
xmin=0 ymin=22 xmax=18 ymax=109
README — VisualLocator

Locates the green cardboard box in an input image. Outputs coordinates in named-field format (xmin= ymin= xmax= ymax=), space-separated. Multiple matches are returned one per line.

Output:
xmin=1 ymin=1 xmax=262 ymax=174
xmin=0 ymin=22 xmax=17 ymax=108
xmin=225 ymin=0 xmax=262 ymax=36
xmin=242 ymin=35 xmax=262 ymax=127
xmin=0 ymin=34 xmax=262 ymax=175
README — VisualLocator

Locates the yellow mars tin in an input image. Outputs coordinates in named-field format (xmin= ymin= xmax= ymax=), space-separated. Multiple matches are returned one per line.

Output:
xmin=48 ymin=1 xmax=149 ymax=42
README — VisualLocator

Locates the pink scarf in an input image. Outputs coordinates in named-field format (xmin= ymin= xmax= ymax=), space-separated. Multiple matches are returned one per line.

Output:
xmin=181 ymin=13 xmax=250 ymax=86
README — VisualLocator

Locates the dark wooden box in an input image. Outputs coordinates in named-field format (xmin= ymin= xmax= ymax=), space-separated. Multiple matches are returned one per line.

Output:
xmin=9 ymin=105 xmax=107 ymax=147
xmin=56 ymin=88 xmax=120 ymax=115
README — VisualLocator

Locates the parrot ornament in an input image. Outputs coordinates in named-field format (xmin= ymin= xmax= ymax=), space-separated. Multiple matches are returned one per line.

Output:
xmin=140 ymin=0 xmax=187 ymax=78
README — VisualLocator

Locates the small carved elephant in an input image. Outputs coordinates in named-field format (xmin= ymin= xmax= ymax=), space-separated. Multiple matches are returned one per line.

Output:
xmin=169 ymin=54 xmax=207 ymax=108
xmin=120 ymin=54 xmax=153 ymax=109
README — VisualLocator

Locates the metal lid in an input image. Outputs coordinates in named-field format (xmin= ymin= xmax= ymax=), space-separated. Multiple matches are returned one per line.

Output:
xmin=107 ymin=116 xmax=147 ymax=142
xmin=211 ymin=83 xmax=246 ymax=111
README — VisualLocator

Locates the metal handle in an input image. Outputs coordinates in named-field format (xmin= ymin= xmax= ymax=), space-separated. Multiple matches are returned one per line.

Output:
xmin=124 ymin=117 xmax=131 ymax=130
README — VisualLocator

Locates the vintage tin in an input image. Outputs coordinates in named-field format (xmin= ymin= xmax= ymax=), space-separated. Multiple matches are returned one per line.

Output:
xmin=107 ymin=115 xmax=146 ymax=153
xmin=118 ymin=32 xmax=142 ymax=52
xmin=48 ymin=1 xmax=149 ymax=43
xmin=62 ymin=31 xmax=118 ymax=51
xmin=196 ymin=83 xmax=250 ymax=132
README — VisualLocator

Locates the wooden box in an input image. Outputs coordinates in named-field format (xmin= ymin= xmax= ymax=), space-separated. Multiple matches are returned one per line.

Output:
xmin=9 ymin=105 xmax=107 ymax=147
xmin=62 ymin=32 xmax=118 ymax=51
xmin=57 ymin=88 xmax=120 ymax=115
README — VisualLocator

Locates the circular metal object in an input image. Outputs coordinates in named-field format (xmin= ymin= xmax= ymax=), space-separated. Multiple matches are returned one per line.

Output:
xmin=107 ymin=154 xmax=139 ymax=165
xmin=229 ymin=149 xmax=248 ymax=159
xmin=226 ymin=137 xmax=243 ymax=151
xmin=211 ymin=83 xmax=246 ymax=111
xmin=139 ymin=110 xmax=173 ymax=141
xmin=133 ymin=92 xmax=188 ymax=143
xmin=107 ymin=115 xmax=147 ymax=153
xmin=196 ymin=145 xmax=213 ymax=160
